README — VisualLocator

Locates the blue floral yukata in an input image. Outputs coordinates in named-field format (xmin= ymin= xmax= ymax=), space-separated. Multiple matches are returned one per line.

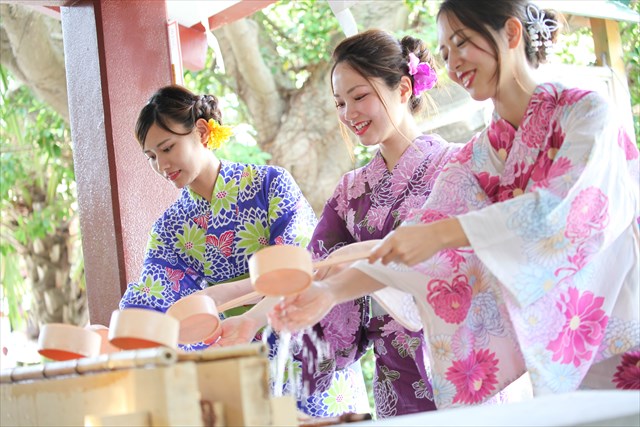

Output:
xmin=119 ymin=160 xmax=317 ymax=353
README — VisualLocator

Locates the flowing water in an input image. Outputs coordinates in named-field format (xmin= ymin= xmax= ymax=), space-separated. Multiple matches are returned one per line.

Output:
xmin=263 ymin=322 xmax=331 ymax=401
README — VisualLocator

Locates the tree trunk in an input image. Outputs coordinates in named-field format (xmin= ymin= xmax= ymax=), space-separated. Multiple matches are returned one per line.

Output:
xmin=0 ymin=4 xmax=69 ymax=121
xmin=24 ymin=229 xmax=88 ymax=338
xmin=216 ymin=1 xmax=411 ymax=212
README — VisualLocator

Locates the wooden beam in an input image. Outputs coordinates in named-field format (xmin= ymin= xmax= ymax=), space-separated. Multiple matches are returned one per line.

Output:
xmin=207 ymin=0 xmax=276 ymax=31
xmin=590 ymin=17 xmax=634 ymax=139
xmin=60 ymin=0 xmax=177 ymax=325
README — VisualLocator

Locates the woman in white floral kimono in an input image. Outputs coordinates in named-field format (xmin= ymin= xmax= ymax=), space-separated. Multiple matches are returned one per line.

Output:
xmin=270 ymin=0 xmax=640 ymax=408
xmin=119 ymin=85 xmax=317 ymax=353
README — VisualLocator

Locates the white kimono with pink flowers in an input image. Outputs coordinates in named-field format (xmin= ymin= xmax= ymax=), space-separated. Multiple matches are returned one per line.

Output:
xmin=354 ymin=82 xmax=640 ymax=408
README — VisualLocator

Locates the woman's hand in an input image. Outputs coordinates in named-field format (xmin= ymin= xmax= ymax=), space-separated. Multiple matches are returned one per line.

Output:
xmin=313 ymin=240 xmax=380 ymax=280
xmin=368 ymin=219 xmax=469 ymax=266
xmin=210 ymin=315 xmax=261 ymax=347
xmin=268 ymin=282 xmax=335 ymax=333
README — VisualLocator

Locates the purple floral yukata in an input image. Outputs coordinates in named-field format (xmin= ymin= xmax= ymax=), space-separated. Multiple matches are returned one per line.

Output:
xmin=299 ymin=135 xmax=460 ymax=418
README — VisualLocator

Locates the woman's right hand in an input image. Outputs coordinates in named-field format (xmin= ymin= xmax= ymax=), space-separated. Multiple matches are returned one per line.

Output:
xmin=268 ymin=281 xmax=335 ymax=333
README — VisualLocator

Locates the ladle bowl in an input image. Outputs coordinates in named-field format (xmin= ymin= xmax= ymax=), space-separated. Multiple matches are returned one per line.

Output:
xmin=248 ymin=244 xmax=370 ymax=296
xmin=38 ymin=323 xmax=102 ymax=361
xmin=166 ymin=290 xmax=261 ymax=345
xmin=108 ymin=308 xmax=179 ymax=350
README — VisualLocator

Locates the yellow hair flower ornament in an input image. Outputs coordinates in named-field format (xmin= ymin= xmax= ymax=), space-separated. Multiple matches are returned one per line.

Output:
xmin=206 ymin=118 xmax=233 ymax=150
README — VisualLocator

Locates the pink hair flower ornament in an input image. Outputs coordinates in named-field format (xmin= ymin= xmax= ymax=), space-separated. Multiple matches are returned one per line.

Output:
xmin=206 ymin=118 xmax=233 ymax=150
xmin=408 ymin=52 xmax=437 ymax=96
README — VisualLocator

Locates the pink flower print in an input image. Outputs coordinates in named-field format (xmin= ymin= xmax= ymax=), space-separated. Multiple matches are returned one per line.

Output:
xmin=547 ymin=287 xmax=608 ymax=367
xmin=397 ymin=195 xmax=426 ymax=221
xmin=390 ymin=162 xmax=415 ymax=197
xmin=451 ymin=140 xmax=474 ymax=165
xmin=612 ymin=351 xmax=640 ymax=390
xmin=415 ymin=251 xmax=454 ymax=279
xmin=476 ymin=172 xmax=501 ymax=203
xmin=366 ymin=205 xmax=391 ymax=231
xmin=487 ymin=118 xmax=515 ymax=161
xmin=334 ymin=192 xmax=350 ymax=218
xmin=442 ymin=249 xmax=469 ymax=273
xmin=320 ymin=301 xmax=362 ymax=350
xmin=427 ymin=275 xmax=472 ymax=324
xmin=558 ymin=88 xmax=590 ymax=107
xmin=345 ymin=209 xmax=356 ymax=236
xmin=522 ymin=90 xmax=557 ymax=149
xmin=498 ymin=161 xmax=533 ymax=201
xmin=618 ymin=128 xmax=639 ymax=161
xmin=530 ymin=120 xmax=566 ymax=183
xmin=380 ymin=320 xmax=405 ymax=337
xmin=565 ymin=187 xmax=609 ymax=243
xmin=346 ymin=169 xmax=367 ymax=200
xmin=365 ymin=155 xmax=386 ymax=188
xmin=418 ymin=208 xmax=448 ymax=225
xmin=446 ymin=348 xmax=499 ymax=404
xmin=532 ymin=156 xmax=573 ymax=192
xmin=452 ymin=326 xmax=476 ymax=359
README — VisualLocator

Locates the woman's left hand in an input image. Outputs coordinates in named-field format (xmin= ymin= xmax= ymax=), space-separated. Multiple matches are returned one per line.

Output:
xmin=210 ymin=315 xmax=260 ymax=347
xmin=369 ymin=218 xmax=469 ymax=266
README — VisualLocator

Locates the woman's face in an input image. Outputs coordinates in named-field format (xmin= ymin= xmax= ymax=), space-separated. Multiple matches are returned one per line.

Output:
xmin=437 ymin=12 xmax=500 ymax=101
xmin=332 ymin=62 xmax=405 ymax=147
xmin=143 ymin=121 xmax=206 ymax=190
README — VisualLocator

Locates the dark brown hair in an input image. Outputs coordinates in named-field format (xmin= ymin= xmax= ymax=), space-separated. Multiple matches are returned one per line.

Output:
xmin=330 ymin=28 xmax=438 ymax=115
xmin=437 ymin=0 xmax=561 ymax=82
xmin=135 ymin=85 xmax=224 ymax=148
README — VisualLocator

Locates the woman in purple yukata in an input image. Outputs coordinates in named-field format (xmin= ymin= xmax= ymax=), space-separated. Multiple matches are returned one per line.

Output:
xmin=295 ymin=29 xmax=460 ymax=418
xmin=207 ymin=30 xmax=459 ymax=418
xmin=270 ymin=0 xmax=640 ymax=410
xmin=118 ymin=85 xmax=317 ymax=352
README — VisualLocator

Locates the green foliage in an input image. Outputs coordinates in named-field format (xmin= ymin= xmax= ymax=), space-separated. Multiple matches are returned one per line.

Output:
xmin=258 ymin=0 xmax=339 ymax=81
xmin=0 ymin=65 xmax=78 ymax=330
xmin=360 ymin=347 xmax=376 ymax=418
xmin=620 ymin=0 xmax=640 ymax=146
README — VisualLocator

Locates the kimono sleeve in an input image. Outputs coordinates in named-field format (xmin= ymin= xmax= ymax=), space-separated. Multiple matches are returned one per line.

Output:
xmin=458 ymin=92 xmax=640 ymax=308
xmin=265 ymin=167 xmax=317 ymax=247
xmin=119 ymin=217 xmax=205 ymax=312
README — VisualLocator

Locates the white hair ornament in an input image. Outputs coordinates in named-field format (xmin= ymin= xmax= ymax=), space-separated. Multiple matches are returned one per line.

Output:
xmin=525 ymin=4 xmax=558 ymax=56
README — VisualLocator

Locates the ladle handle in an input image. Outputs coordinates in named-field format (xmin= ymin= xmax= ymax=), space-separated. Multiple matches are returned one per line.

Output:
xmin=217 ymin=291 xmax=262 ymax=312
xmin=312 ymin=250 xmax=370 ymax=269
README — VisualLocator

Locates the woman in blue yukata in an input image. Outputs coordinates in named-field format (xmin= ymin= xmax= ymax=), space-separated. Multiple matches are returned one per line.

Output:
xmin=118 ymin=85 xmax=317 ymax=350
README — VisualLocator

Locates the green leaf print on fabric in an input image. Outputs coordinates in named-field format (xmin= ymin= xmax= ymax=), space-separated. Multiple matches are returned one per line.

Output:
xmin=146 ymin=231 xmax=162 ymax=252
xmin=236 ymin=220 xmax=270 ymax=253
xmin=293 ymin=222 xmax=313 ymax=248
xmin=133 ymin=275 xmax=165 ymax=299
xmin=268 ymin=196 xmax=284 ymax=223
xmin=202 ymin=260 xmax=214 ymax=277
xmin=239 ymin=165 xmax=256 ymax=190
xmin=211 ymin=177 xmax=239 ymax=216
xmin=176 ymin=223 xmax=206 ymax=263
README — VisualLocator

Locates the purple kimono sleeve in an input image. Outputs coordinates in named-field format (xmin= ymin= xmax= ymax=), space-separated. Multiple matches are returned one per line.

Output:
xmin=296 ymin=199 xmax=372 ymax=395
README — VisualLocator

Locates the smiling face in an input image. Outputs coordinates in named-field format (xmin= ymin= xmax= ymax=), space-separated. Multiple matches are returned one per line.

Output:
xmin=143 ymin=120 xmax=208 ymax=190
xmin=437 ymin=11 xmax=501 ymax=102
xmin=332 ymin=62 xmax=407 ymax=148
